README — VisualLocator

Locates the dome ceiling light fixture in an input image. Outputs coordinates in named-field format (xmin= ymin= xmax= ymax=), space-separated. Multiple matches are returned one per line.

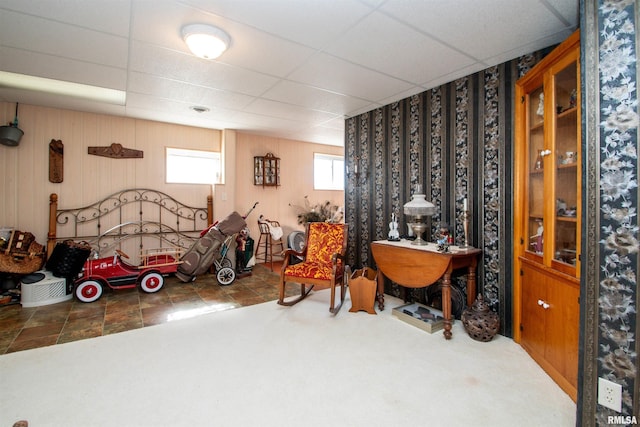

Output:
xmin=182 ymin=24 xmax=231 ymax=60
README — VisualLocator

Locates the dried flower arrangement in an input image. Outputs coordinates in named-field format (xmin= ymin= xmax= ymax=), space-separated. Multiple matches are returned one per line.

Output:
xmin=290 ymin=196 xmax=343 ymax=225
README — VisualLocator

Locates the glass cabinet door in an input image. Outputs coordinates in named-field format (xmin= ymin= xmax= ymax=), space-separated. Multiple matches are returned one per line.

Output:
xmin=254 ymin=157 xmax=263 ymax=185
xmin=265 ymin=157 xmax=279 ymax=185
xmin=551 ymin=60 xmax=579 ymax=269
xmin=522 ymin=46 xmax=580 ymax=276
xmin=526 ymin=85 xmax=545 ymax=257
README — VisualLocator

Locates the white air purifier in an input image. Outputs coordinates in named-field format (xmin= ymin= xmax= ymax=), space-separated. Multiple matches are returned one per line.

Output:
xmin=20 ymin=270 xmax=71 ymax=307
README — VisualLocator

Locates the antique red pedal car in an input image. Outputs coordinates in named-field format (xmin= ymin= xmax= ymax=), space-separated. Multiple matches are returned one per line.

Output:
xmin=74 ymin=248 xmax=182 ymax=303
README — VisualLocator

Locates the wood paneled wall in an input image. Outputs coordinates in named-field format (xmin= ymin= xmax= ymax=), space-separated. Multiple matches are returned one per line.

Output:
xmin=0 ymin=103 xmax=344 ymax=254
xmin=233 ymin=132 xmax=344 ymax=245
xmin=0 ymin=102 xmax=220 ymax=244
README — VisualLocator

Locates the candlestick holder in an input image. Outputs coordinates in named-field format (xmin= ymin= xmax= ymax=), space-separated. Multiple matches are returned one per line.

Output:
xmin=460 ymin=209 xmax=471 ymax=249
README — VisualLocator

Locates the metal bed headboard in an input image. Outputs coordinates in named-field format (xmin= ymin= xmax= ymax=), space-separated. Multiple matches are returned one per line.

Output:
xmin=48 ymin=189 xmax=213 ymax=261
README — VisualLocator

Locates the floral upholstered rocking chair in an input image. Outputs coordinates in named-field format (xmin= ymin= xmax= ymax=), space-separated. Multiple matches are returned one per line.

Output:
xmin=278 ymin=222 xmax=348 ymax=314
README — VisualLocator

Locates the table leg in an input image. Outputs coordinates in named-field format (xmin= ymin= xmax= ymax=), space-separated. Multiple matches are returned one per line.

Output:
xmin=376 ymin=270 xmax=385 ymax=311
xmin=466 ymin=264 xmax=477 ymax=307
xmin=442 ymin=272 xmax=452 ymax=340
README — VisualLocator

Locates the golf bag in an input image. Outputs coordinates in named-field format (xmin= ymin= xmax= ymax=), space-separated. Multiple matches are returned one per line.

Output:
xmin=175 ymin=211 xmax=247 ymax=282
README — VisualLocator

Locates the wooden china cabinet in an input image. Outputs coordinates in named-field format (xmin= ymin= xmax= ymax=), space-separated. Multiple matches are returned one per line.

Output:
xmin=254 ymin=153 xmax=280 ymax=187
xmin=513 ymin=30 xmax=581 ymax=402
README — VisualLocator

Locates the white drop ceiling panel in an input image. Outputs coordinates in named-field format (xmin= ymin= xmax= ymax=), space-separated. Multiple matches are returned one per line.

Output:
xmin=326 ymin=10 xmax=477 ymax=85
xmin=0 ymin=10 xmax=128 ymax=68
xmin=262 ymin=80 xmax=373 ymax=115
xmin=0 ymin=0 xmax=132 ymax=36
xmin=0 ymin=0 xmax=579 ymax=146
xmin=288 ymin=52 xmax=416 ymax=102
xmin=244 ymin=98 xmax=341 ymax=124
xmin=184 ymin=0 xmax=373 ymax=50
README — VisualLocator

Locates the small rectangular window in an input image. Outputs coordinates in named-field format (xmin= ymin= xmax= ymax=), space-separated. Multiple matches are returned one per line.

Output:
xmin=314 ymin=153 xmax=344 ymax=190
xmin=166 ymin=147 xmax=221 ymax=184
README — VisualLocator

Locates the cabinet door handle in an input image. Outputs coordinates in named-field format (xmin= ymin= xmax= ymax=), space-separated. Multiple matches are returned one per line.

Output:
xmin=537 ymin=299 xmax=550 ymax=309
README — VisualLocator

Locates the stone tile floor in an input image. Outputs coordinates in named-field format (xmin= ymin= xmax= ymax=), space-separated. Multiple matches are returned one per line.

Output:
xmin=0 ymin=263 xmax=288 ymax=354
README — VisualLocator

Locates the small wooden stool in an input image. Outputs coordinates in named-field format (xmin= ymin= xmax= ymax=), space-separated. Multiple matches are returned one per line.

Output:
xmin=348 ymin=267 xmax=377 ymax=314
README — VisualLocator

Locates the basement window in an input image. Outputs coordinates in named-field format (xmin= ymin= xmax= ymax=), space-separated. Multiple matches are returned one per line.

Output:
xmin=166 ymin=147 xmax=221 ymax=184
xmin=314 ymin=153 xmax=344 ymax=190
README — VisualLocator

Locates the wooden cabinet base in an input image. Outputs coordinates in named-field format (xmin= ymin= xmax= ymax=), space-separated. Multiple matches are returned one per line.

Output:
xmin=518 ymin=257 xmax=579 ymax=402
xmin=521 ymin=342 xmax=577 ymax=402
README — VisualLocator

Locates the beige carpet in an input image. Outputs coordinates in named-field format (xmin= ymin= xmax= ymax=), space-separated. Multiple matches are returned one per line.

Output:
xmin=0 ymin=290 xmax=576 ymax=427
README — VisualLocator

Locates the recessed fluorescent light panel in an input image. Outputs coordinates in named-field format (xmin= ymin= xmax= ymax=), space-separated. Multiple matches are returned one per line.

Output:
xmin=0 ymin=71 xmax=126 ymax=105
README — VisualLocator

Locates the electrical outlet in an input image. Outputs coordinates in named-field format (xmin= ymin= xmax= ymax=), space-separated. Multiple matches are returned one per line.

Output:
xmin=598 ymin=377 xmax=622 ymax=412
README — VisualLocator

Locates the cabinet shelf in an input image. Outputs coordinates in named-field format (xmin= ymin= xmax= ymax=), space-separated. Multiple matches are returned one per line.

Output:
xmin=530 ymin=164 xmax=577 ymax=177
xmin=557 ymin=216 xmax=578 ymax=223
xmin=557 ymin=163 xmax=577 ymax=170
xmin=531 ymin=121 xmax=544 ymax=131
xmin=529 ymin=107 xmax=577 ymax=132
xmin=528 ymin=214 xmax=576 ymax=222
xmin=557 ymin=106 xmax=577 ymax=119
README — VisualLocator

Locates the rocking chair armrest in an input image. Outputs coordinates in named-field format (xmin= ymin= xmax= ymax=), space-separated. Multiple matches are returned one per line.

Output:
xmin=331 ymin=252 xmax=346 ymax=264
xmin=331 ymin=253 xmax=347 ymax=279
xmin=282 ymin=247 xmax=305 ymax=258
xmin=280 ymin=247 xmax=306 ymax=271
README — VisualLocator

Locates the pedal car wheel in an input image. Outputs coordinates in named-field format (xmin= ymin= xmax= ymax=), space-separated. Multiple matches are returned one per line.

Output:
xmin=139 ymin=271 xmax=164 ymax=293
xmin=75 ymin=279 xmax=104 ymax=303
xmin=221 ymin=258 xmax=232 ymax=269
xmin=217 ymin=267 xmax=235 ymax=286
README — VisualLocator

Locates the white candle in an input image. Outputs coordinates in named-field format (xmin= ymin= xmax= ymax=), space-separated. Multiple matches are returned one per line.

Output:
xmin=463 ymin=198 xmax=468 ymax=211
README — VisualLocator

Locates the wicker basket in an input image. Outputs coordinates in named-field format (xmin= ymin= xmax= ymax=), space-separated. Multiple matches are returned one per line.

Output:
xmin=0 ymin=241 xmax=45 ymax=274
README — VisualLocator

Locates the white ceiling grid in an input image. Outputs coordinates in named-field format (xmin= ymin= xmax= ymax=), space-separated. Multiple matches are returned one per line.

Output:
xmin=0 ymin=0 xmax=578 ymax=146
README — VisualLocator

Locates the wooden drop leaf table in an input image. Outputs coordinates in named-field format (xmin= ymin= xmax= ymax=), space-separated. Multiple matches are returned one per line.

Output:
xmin=371 ymin=239 xmax=481 ymax=339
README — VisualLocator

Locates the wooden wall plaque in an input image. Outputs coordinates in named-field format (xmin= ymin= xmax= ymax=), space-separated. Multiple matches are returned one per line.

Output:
xmin=88 ymin=143 xmax=143 ymax=159
xmin=49 ymin=139 xmax=64 ymax=183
